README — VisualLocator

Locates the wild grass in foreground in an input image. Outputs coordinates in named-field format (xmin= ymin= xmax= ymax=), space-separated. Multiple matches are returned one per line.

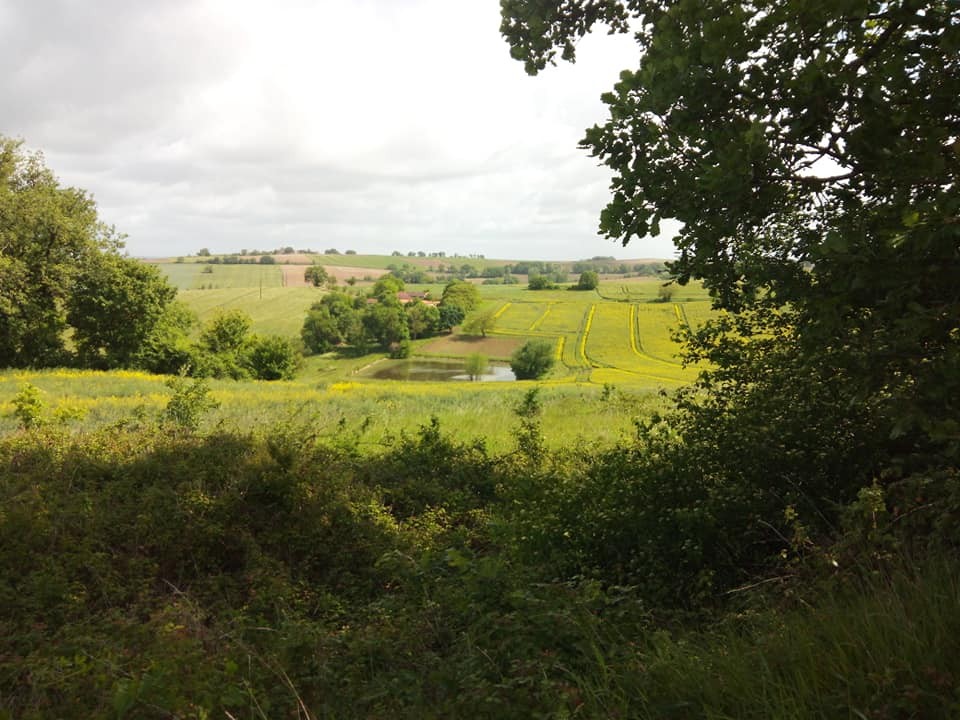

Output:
xmin=0 ymin=368 xmax=664 ymax=451
xmin=574 ymin=558 xmax=960 ymax=719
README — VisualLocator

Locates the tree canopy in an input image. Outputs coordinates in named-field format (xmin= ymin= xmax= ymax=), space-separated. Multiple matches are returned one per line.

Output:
xmin=575 ymin=270 xmax=599 ymax=290
xmin=439 ymin=279 xmax=480 ymax=312
xmin=0 ymin=136 xmax=180 ymax=369
xmin=304 ymin=264 xmax=330 ymax=287
xmin=510 ymin=339 xmax=555 ymax=379
xmin=502 ymin=1 xmax=958 ymax=305
xmin=68 ymin=254 xmax=178 ymax=369
xmin=502 ymin=0 xmax=960 ymax=465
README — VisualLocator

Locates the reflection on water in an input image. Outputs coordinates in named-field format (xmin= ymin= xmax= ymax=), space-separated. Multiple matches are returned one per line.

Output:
xmin=363 ymin=358 xmax=516 ymax=382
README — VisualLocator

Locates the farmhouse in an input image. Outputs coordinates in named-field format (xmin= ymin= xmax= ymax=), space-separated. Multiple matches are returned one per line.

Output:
xmin=397 ymin=291 xmax=437 ymax=306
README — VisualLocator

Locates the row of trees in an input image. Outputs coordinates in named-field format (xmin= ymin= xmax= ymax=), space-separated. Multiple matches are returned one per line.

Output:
xmin=571 ymin=259 xmax=666 ymax=276
xmin=527 ymin=270 xmax=598 ymax=290
xmin=198 ymin=247 xmax=354 ymax=257
xmin=0 ymin=137 xmax=297 ymax=380
xmin=0 ymin=137 xmax=180 ymax=370
xmin=184 ymin=254 xmax=275 ymax=265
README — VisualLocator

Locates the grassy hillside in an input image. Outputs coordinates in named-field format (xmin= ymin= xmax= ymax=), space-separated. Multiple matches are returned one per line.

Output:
xmin=177 ymin=287 xmax=322 ymax=338
xmin=157 ymin=263 xmax=285 ymax=290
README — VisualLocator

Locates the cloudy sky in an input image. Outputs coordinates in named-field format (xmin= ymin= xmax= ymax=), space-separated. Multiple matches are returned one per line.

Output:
xmin=1 ymin=0 xmax=678 ymax=260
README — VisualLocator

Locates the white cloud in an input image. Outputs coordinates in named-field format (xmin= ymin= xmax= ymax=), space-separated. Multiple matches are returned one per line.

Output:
xmin=0 ymin=0 xmax=678 ymax=260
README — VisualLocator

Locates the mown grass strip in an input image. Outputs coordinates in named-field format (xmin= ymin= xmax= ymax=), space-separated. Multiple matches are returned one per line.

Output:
xmin=529 ymin=303 xmax=554 ymax=331
xmin=580 ymin=304 xmax=596 ymax=368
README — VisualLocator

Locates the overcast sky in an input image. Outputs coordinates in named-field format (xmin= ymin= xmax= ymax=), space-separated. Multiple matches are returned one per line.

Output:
xmin=1 ymin=0 xmax=679 ymax=260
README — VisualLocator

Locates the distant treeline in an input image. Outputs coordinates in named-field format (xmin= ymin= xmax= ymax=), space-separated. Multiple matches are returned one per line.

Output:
xmin=383 ymin=259 xmax=667 ymax=285
xmin=186 ymin=248 xmax=668 ymax=280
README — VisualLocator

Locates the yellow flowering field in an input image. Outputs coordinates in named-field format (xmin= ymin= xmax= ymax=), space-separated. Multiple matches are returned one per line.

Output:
xmin=0 ymin=367 xmax=671 ymax=450
xmin=0 ymin=278 xmax=716 ymax=446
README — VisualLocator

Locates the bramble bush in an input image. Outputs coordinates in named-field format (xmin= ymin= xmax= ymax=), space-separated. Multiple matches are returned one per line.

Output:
xmin=2 ymin=399 xmax=960 ymax=718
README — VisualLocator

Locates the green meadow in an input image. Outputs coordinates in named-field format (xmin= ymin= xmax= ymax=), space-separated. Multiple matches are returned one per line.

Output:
xmin=177 ymin=287 xmax=323 ymax=337
xmin=153 ymin=264 xmax=712 ymax=390
xmin=0 ymin=367 xmax=666 ymax=450
xmin=0 ymin=266 xmax=711 ymax=445
xmin=157 ymin=262 xmax=285 ymax=290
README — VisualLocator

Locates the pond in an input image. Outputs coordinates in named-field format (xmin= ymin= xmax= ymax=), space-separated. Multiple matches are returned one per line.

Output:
xmin=362 ymin=358 xmax=516 ymax=382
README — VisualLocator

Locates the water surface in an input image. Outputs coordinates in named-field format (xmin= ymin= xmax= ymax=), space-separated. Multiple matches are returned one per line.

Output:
xmin=363 ymin=358 xmax=516 ymax=382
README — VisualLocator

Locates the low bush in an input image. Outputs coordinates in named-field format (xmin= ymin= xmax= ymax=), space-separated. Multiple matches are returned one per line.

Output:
xmin=510 ymin=339 xmax=555 ymax=379
xmin=2 ymin=385 xmax=959 ymax=718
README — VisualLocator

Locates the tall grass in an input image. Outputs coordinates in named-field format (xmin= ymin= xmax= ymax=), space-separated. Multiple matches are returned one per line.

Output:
xmin=0 ymin=368 xmax=665 ymax=450
xmin=573 ymin=558 xmax=960 ymax=719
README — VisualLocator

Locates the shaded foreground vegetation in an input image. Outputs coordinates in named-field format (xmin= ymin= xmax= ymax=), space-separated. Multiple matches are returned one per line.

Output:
xmin=2 ymin=381 xmax=959 ymax=718
xmin=5 ymin=0 xmax=960 ymax=713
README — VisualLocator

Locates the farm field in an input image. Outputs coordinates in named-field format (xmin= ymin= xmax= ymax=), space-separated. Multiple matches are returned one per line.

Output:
xmin=157 ymin=263 xmax=285 ymax=290
xmin=1 ymin=260 xmax=716 ymax=442
xmin=169 ymin=274 xmax=713 ymax=384
xmin=178 ymin=287 xmax=323 ymax=337
xmin=585 ymin=302 xmax=693 ymax=385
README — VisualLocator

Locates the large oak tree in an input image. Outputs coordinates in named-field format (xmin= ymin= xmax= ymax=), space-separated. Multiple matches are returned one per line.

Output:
xmin=1 ymin=136 xmax=181 ymax=369
xmin=503 ymin=0 xmax=959 ymax=440
xmin=501 ymin=1 xmax=960 ymax=538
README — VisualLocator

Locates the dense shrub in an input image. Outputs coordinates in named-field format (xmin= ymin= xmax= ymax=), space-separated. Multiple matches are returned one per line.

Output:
xmin=575 ymin=270 xmax=599 ymax=290
xmin=2 ymin=404 xmax=959 ymax=718
xmin=245 ymin=335 xmax=301 ymax=380
xmin=510 ymin=339 xmax=555 ymax=379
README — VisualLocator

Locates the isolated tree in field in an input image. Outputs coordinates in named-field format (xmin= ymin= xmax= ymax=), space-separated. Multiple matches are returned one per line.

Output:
xmin=465 ymin=353 xmax=489 ymax=381
xmin=502 ymin=1 xmax=960 ymax=466
xmin=304 ymin=264 xmax=329 ymax=287
xmin=527 ymin=274 xmax=556 ymax=291
xmin=575 ymin=270 xmax=599 ymax=291
xmin=68 ymin=253 xmax=179 ymax=368
xmin=510 ymin=339 xmax=555 ymax=380
xmin=655 ymin=284 xmax=676 ymax=303
xmin=463 ymin=308 xmax=497 ymax=337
